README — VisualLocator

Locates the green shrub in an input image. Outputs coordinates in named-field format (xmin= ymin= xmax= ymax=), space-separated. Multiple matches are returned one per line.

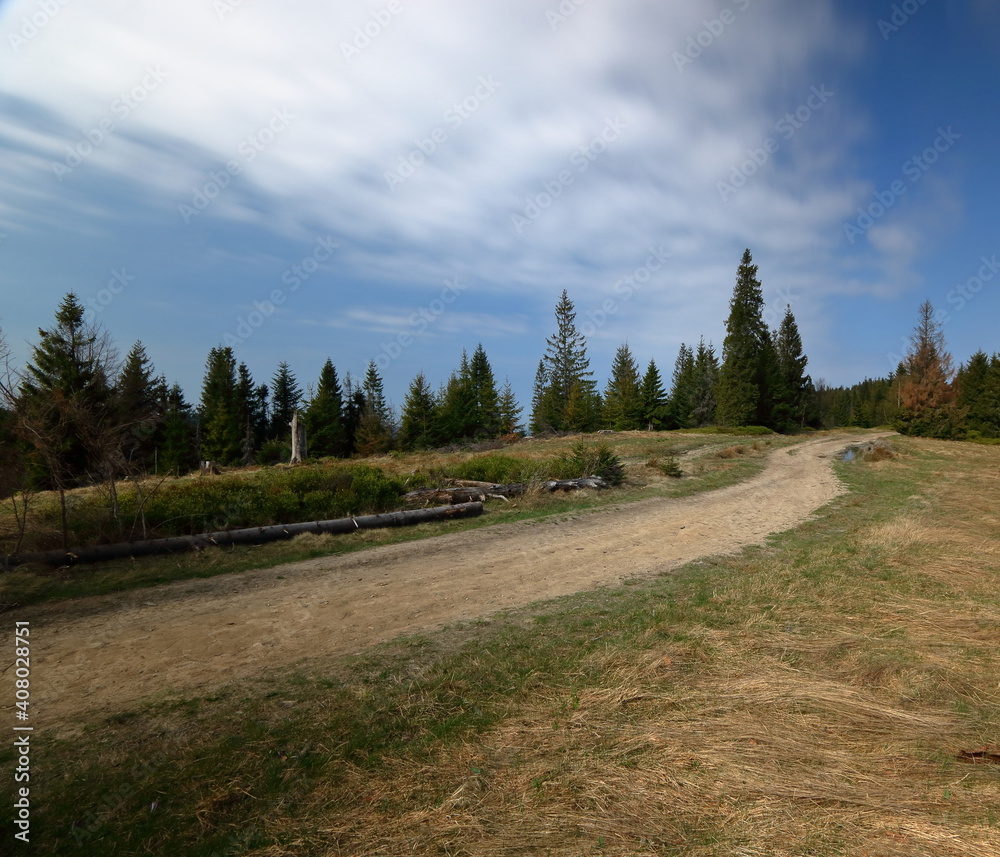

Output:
xmin=558 ymin=443 xmax=625 ymax=486
xmin=52 ymin=464 xmax=408 ymax=546
xmin=676 ymin=425 xmax=773 ymax=436
xmin=446 ymin=454 xmax=545 ymax=485
xmin=648 ymin=456 xmax=682 ymax=478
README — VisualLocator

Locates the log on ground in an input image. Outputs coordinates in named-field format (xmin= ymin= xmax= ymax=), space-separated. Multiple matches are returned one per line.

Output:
xmin=2 ymin=502 xmax=484 ymax=569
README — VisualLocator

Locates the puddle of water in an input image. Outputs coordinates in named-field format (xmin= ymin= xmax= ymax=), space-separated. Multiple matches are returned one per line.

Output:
xmin=840 ymin=448 xmax=856 ymax=462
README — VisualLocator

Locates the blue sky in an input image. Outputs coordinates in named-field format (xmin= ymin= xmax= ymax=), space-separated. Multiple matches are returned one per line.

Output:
xmin=1 ymin=0 xmax=998 ymax=414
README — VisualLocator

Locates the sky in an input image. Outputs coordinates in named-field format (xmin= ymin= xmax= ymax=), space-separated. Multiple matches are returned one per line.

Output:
xmin=1 ymin=0 xmax=998 ymax=415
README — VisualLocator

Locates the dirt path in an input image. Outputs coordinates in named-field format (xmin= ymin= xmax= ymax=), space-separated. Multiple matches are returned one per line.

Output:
xmin=9 ymin=433 xmax=885 ymax=735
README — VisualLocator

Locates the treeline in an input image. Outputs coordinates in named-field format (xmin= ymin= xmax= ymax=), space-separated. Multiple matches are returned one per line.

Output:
xmin=529 ymin=250 xmax=816 ymax=435
xmin=2 ymin=251 xmax=994 ymax=511
xmin=814 ymin=301 xmax=1000 ymax=439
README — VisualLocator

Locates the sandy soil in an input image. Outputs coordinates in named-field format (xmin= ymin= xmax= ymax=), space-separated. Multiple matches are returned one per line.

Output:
xmin=7 ymin=433 xmax=886 ymax=736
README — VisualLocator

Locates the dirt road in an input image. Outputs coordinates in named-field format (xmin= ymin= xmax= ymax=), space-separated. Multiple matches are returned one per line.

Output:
xmin=11 ymin=433 xmax=884 ymax=735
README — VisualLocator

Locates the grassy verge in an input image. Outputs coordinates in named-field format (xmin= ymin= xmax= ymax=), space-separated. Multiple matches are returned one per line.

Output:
xmin=5 ymin=436 xmax=1000 ymax=855
xmin=0 ymin=431 xmax=791 ymax=609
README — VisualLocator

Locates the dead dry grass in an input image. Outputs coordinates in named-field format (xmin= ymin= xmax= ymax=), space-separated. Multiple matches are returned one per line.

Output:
xmin=18 ymin=435 xmax=1000 ymax=856
xmin=285 ymin=438 xmax=1000 ymax=856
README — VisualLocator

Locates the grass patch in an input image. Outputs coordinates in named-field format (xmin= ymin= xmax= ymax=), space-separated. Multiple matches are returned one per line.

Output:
xmin=9 ymin=436 xmax=1000 ymax=855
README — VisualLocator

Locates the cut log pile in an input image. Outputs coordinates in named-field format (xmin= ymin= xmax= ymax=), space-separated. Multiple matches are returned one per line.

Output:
xmin=403 ymin=476 xmax=608 ymax=505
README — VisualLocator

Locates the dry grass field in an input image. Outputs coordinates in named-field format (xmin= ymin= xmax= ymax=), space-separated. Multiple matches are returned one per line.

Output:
xmin=3 ymin=433 xmax=999 ymax=856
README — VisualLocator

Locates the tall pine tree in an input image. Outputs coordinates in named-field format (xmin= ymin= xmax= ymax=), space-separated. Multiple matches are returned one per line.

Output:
xmin=716 ymin=249 xmax=772 ymax=427
xmin=603 ymin=343 xmax=643 ymax=430
xmin=468 ymin=343 xmax=501 ymax=438
xmin=640 ymin=359 xmax=668 ymax=431
xmin=269 ymin=362 xmax=302 ymax=441
xmin=771 ymin=306 xmax=814 ymax=431
xmin=399 ymin=371 xmax=439 ymax=450
xmin=159 ymin=384 xmax=198 ymax=474
xmin=956 ymin=350 xmax=1000 ymax=437
xmin=895 ymin=300 xmax=964 ymax=437
xmin=304 ymin=359 xmax=348 ymax=457
xmin=199 ymin=346 xmax=241 ymax=464
xmin=497 ymin=378 xmax=524 ymax=436
xmin=355 ymin=360 xmax=393 ymax=454
xmin=691 ymin=338 xmax=719 ymax=427
xmin=667 ymin=343 xmax=696 ymax=429
xmin=115 ymin=341 xmax=166 ymax=472
xmin=532 ymin=290 xmax=600 ymax=432
xmin=20 ymin=292 xmax=116 ymax=487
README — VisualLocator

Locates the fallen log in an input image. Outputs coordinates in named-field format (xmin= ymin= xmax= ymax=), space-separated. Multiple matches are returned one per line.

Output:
xmin=403 ymin=477 xmax=608 ymax=505
xmin=2 ymin=502 xmax=484 ymax=569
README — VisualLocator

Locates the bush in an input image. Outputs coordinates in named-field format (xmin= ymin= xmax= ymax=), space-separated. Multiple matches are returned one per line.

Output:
xmin=59 ymin=464 xmax=409 ymax=545
xmin=558 ymin=443 xmax=625 ymax=486
xmin=648 ymin=456 xmax=682 ymax=478
xmin=257 ymin=439 xmax=291 ymax=466
xmin=446 ymin=454 xmax=544 ymax=485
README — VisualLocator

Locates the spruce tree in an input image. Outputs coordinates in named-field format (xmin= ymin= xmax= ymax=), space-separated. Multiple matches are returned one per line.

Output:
xmin=437 ymin=353 xmax=476 ymax=443
xmin=199 ymin=346 xmax=241 ymax=464
xmin=530 ymin=359 xmax=557 ymax=434
xmin=603 ymin=342 xmax=643 ymax=430
xmin=667 ymin=343 xmax=696 ymax=429
xmin=955 ymin=350 xmax=1000 ymax=437
xmin=304 ymin=359 xmax=348 ymax=457
xmin=771 ymin=306 xmax=813 ymax=431
xmin=269 ymin=362 xmax=302 ymax=441
xmin=116 ymin=341 xmax=166 ymax=472
xmin=399 ymin=371 xmax=439 ymax=450
xmin=159 ymin=384 xmax=198 ymax=474
xmin=355 ymin=360 xmax=393 ymax=454
xmin=716 ymin=249 xmax=771 ymax=427
xmin=235 ymin=362 xmax=264 ymax=465
xmin=497 ymin=378 xmax=523 ymax=436
xmin=532 ymin=290 xmax=600 ymax=432
xmin=691 ymin=338 xmax=719 ymax=427
xmin=20 ymin=292 xmax=115 ymax=486
xmin=895 ymin=300 xmax=964 ymax=437
xmin=468 ymin=343 xmax=501 ymax=437
xmin=640 ymin=359 xmax=668 ymax=430
xmin=341 ymin=372 xmax=366 ymax=456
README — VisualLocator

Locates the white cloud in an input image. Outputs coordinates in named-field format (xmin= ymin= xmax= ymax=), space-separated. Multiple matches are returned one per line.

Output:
xmin=2 ymin=0 xmax=928 ymax=393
